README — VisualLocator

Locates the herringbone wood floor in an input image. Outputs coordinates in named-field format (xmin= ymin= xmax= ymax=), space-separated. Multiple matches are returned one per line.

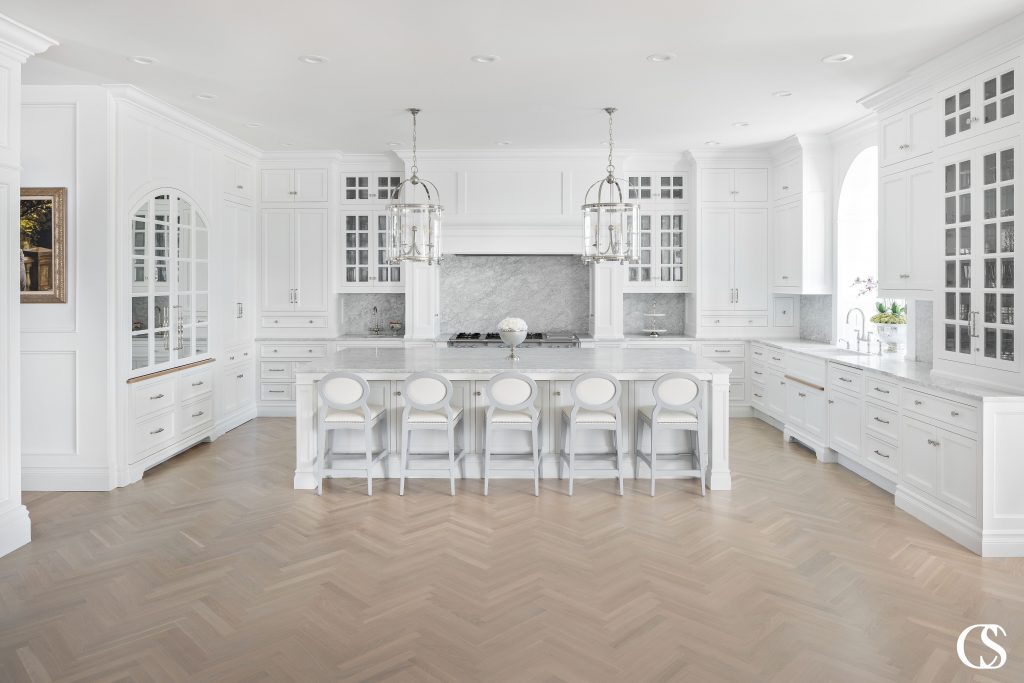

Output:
xmin=2 ymin=418 xmax=1024 ymax=682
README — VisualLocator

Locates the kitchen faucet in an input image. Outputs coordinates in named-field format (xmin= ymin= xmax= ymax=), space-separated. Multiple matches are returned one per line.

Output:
xmin=845 ymin=308 xmax=872 ymax=352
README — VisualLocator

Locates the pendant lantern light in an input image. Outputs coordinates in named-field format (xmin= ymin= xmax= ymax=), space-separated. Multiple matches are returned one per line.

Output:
xmin=581 ymin=107 xmax=640 ymax=264
xmin=385 ymin=108 xmax=444 ymax=265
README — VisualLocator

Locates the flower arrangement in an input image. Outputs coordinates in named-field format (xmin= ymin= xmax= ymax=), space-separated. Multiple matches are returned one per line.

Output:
xmin=498 ymin=317 xmax=528 ymax=332
xmin=851 ymin=275 xmax=878 ymax=297
xmin=870 ymin=300 xmax=906 ymax=325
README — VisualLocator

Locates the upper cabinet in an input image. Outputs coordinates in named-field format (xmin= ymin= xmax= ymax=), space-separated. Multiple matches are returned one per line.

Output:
xmin=880 ymin=100 xmax=934 ymax=167
xmin=878 ymin=163 xmax=936 ymax=294
xmin=341 ymin=172 xmax=404 ymax=204
xmin=941 ymin=60 xmax=1018 ymax=146
xmin=339 ymin=211 xmax=403 ymax=293
xmin=625 ymin=172 xmax=687 ymax=203
xmin=260 ymin=208 xmax=329 ymax=318
xmin=700 ymin=207 xmax=768 ymax=316
xmin=223 ymin=157 xmax=255 ymax=200
xmin=773 ymin=157 xmax=802 ymax=201
xmin=261 ymin=168 xmax=329 ymax=202
xmin=700 ymin=168 xmax=768 ymax=203
xmin=625 ymin=211 xmax=689 ymax=292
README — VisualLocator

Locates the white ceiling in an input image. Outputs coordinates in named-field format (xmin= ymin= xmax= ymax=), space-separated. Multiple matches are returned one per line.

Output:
xmin=8 ymin=0 xmax=1024 ymax=153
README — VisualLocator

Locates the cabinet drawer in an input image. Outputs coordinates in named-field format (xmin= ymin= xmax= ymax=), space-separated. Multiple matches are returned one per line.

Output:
xmin=701 ymin=343 xmax=746 ymax=359
xmin=785 ymin=353 xmax=827 ymax=388
xmin=702 ymin=316 xmax=768 ymax=328
xmin=225 ymin=345 xmax=253 ymax=364
xmin=261 ymin=361 xmax=294 ymax=380
xmin=132 ymin=411 xmax=176 ymax=463
xmin=261 ymin=383 xmax=295 ymax=401
xmin=729 ymin=381 xmax=747 ymax=403
xmin=750 ymin=343 xmax=772 ymax=363
xmin=261 ymin=316 xmax=328 ymax=329
xmin=865 ymin=402 xmax=899 ymax=443
xmin=902 ymin=388 xmax=977 ymax=433
xmin=751 ymin=382 xmax=767 ymax=408
xmin=261 ymin=344 xmax=327 ymax=358
xmin=763 ymin=348 xmax=785 ymax=368
xmin=865 ymin=376 xmax=899 ymax=405
xmin=178 ymin=368 xmax=213 ymax=402
xmin=864 ymin=433 xmax=898 ymax=476
xmin=132 ymin=377 xmax=176 ymax=418
xmin=828 ymin=363 xmax=863 ymax=395
xmin=750 ymin=362 xmax=769 ymax=384
xmin=179 ymin=397 xmax=213 ymax=435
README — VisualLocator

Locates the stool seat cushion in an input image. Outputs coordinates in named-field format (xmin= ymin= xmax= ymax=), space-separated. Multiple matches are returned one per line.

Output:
xmin=406 ymin=407 xmax=463 ymax=424
xmin=489 ymin=409 xmax=535 ymax=424
xmin=639 ymin=406 xmax=698 ymax=424
xmin=563 ymin=407 xmax=618 ymax=424
xmin=325 ymin=404 xmax=385 ymax=423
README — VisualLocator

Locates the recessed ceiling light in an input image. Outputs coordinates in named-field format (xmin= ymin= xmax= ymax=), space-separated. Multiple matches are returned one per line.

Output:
xmin=496 ymin=141 xmax=512 ymax=146
xmin=194 ymin=93 xmax=217 ymax=101
xmin=821 ymin=53 xmax=853 ymax=63
xmin=732 ymin=121 xmax=750 ymax=128
xmin=298 ymin=54 xmax=329 ymax=64
xmin=245 ymin=122 xmax=263 ymax=128
xmin=646 ymin=53 xmax=675 ymax=63
xmin=704 ymin=140 xmax=720 ymax=146
xmin=386 ymin=141 xmax=402 ymax=148
xmin=772 ymin=90 xmax=793 ymax=98
xmin=470 ymin=54 xmax=500 ymax=63
xmin=128 ymin=55 xmax=156 ymax=65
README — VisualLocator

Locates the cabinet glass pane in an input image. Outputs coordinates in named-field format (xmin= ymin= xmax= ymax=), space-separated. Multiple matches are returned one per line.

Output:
xmin=132 ymin=296 xmax=149 ymax=332
xmin=959 ymin=225 xmax=971 ymax=254
xmin=132 ymin=259 xmax=148 ymax=293
xmin=985 ymin=102 xmax=997 ymax=124
xmin=985 ymin=189 xmax=997 ymax=218
xmin=176 ymin=295 xmax=192 ymax=325
xmin=1003 ymin=222 xmax=1015 ymax=252
xmin=1001 ymin=186 xmax=1014 ymax=216
xmin=1001 ymin=330 xmax=1014 ymax=361
xmin=195 ymin=326 xmax=208 ymax=355
xmin=1002 ymin=149 xmax=1015 ymax=180
xmin=154 ymin=295 xmax=170 ymax=329
xmin=1002 ymin=95 xmax=1014 ymax=118
xmin=960 ymin=194 xmax=971 ymax=222
xmin=985 ymin=293 xmax=997 ymax=323
xmin=960 ymin=161 xmax=971 ymax=189
xmin=985 ymin=224 xmax=997 ymax=253
xmin=960 ymin=326 xmax=971 ymax=354
xmin=133 ymin=220 xmax=147 ymax=255
xmin=960 ymin=293 xmax=972 ymax=321
xmin=177 ymin=261 xmax=191 ymax=291
xmin=154 ymin=224 xmax=170 ymax=258
xmin=178 ymin=326 xmax=193 ymax=359
xmin=985 ymin=258 xmax=997 ymax=288
xmin=195 ymin=294 xmax=208 ymax=324
xmin=960 ymin=260 xmax=972 ymax=287
xmin=154 ymin=331 xmax=170 ymax=365
xmin=1002 ymin=258 xmax=1014 ymax=288
xmin=1002 ymin=294 xmax=1015 ymax=324
xmin=945 ymin=197 xmax=956 ymax=224
xmin=131 ymin=333 xmax=150 ymax=370
xmin=985 ymin=328 xmax=997 ymax=357
xmin=945 ymin=292 xmax=956 ymax=320
xmin=945 ymin=261 xmax=956 ymax=287
xmin=945 ymin=324 xmax=956 ymax=351
xmin=985 ymin=153 xmax=997 ymax=184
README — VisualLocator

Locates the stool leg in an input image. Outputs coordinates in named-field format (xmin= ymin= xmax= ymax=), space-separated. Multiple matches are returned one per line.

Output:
xmin=650 ymin=423 xmax=657 ymax=497
xmin=558 ymin=414 xmax=565 ymax=480
xmin=400 ymin=423 xmax=408 ymax=496
xmin=484 ymin=421 xmax=491 ymax=496
xmin=532 ymin=421 xmax=540 ymax=497
xmin=614 ymin=425 xmax=623 ymax=496
xmin=317 ymin=424 xmax=325 ymax=496
xmin=365 ymin=424 xmax=373 ymax=496
xmin=568 ymin=423 xmax=575 ymax=496
xmin=634 ymin=420 xmax=641 ymax=480
xmin=448 ymin=423 xmax=456 ymax=496
xmin=697 ymin=425 xmax=706 ymax=497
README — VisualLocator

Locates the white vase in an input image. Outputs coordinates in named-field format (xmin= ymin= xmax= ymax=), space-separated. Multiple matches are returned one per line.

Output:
xmin=499 ymin=329 xmax=527 ymax=360
xmin=875 ymin=323 xmax=906 ymax=353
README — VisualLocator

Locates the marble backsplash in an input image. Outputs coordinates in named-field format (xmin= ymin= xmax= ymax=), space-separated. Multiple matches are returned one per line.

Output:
xmin=799 ymin=295 xmax=833 ymax=343
xmin=912 ymin=299 xmax=933 ymax=362
xmin=439 ymin=255 xmax=590 ymax=334
xmin=339 ymin=293 xmax=405 ymax=335
xmin=623 ymin=293 xmax=686 ymax=335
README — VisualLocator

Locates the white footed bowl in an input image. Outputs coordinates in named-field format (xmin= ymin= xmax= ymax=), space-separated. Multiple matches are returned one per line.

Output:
xmin=499 ymin=329 xmax=527 ymax=347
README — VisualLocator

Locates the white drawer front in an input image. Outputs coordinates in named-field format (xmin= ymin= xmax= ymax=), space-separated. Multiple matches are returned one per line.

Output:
xmin=729 ymin=380 xmax=747 ymax=403
xmin=902 ymin=388 xmax=977 ymax=433
xmin=262 ymin=316 xmax=328 ymax=328
xmin=785 ymin=353 xmax=827 ymax=388
xmin=763 ymin=348 xmax=785 ymax=369
xmin=865 ymin=402 xmax=899 ymax=443
xmin=865 ymin=376 xmax=899 ymax=405
xmin=261 ymin=344 xmax=327 ymax=358
xmin=750 ymin=344 xmax=771 ymax=363
xmin=702 ymin=316 xmax=768 ymax=328
xmin=751 ymin=382 xmax=767 ymax=409
xmin=132 ymin=377 xmax=176 ymax=418
xmin=750 ymin=361 xmax=768 ymax=384
xmin=178 ymin=367 xmax=213 ymax=402
xmin=179 ymin=397 xmax=214 ymax=435
xmin=864 ymin=433 xmax=898 ymax=476
xmin=701 ymin=343 xmax=746 ymax=359
xmin=261 ymin=383 xmax=295 ymax=401
xmin=828 ymin=363 xmax=863 ymax=395
xmin=132 ymin=411 xmax=176 ymax=463
xmin=261 ymin=361 xmax=294 ymax=380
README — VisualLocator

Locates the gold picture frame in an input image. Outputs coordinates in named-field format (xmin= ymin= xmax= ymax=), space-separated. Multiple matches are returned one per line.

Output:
xmin=20 ymin=187 xmax=67 ymax=304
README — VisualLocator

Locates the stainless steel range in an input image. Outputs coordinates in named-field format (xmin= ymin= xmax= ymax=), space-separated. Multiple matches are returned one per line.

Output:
xmin=447 ymin=331 xmax=581 ymax=348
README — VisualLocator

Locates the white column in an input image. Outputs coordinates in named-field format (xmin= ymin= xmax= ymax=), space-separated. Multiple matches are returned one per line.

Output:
xmin=0 ymin=14 xmax=57 ymax=558
xmin=404 ymin=261 xmax=440 ymax=342
xmin=708 ymin=372 xmax=732 ymax=490
xmin=293 ymin=380 xmax=318 ymax=489
xmin=589 ymin=262 xmax=624 ymax=340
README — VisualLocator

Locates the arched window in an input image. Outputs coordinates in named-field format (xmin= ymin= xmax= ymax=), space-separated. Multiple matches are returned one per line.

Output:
xmin=836 ymin=147 xmax=881 ymax=345
xmin=130 ymin=191 xmax=209 ymax=375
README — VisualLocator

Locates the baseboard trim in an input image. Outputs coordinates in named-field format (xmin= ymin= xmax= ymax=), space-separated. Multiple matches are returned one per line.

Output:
xmin=258 ymin=405 xmax=295 ymax=418
xmin=0 ymin=505 xmax=31 ymax=558
xmin=22 ymin=467 xmax=112 ymax=491
xmin=895 ymin=485 xmax=982 ymax=554
xmin=981 ymin=531 xmax=1024 ymax=557
xmin=213 ymin=407 xmax=257 ymax=438
xmin=836 ymin=454 xmax=896 ymax=494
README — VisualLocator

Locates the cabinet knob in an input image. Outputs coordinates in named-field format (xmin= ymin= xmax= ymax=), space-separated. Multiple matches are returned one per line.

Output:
xmin=950 ymin=410 xmax=960 ymax=417
xmin=782 ymin=185 xmax=789 ymax=190
xmin=474 ymin=391 xmax=482 ymax=396
xmin=394 ymin=391 xmax=402 ymax=396
xmin=192 ymin=411 xmax=205 ymax=418
xmin=828 ymin=399 xmax=834 ymax=404
xmin=289 ymin=190 xmax=298 ymax=195
xmin=236 ymin=374 xmax=244 ymax=379
xmin=236 ymin=184 xmax=244 ymax=190
xmin=914 ymin=400 xmax=922 ymax=405
xmin=927 ymin=439 xmax=941 ymax=447
xmin=798 ymin=392 xmax=806 ymax=398
xmin=781 ymin=275 xmax=789 ymax=280
xmin=554 ymin=391 xmax=561 ymax=396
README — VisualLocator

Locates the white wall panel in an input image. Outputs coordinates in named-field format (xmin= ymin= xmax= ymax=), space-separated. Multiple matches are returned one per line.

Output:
xmin=20 ymin=351 xmax=76 ymax=456
xmin=465 ymin=170 xmax=563 ymax=215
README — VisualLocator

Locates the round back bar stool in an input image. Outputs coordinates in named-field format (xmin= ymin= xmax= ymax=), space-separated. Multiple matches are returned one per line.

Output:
xmin=559 ymin=372 xmax=625 ymax=496
xmin=483 ymin=372 xmax=542 ymax=496
xmin=316 ymin=372 xmax=388 ymax=496
xmin=635 ymin=372 xmax=706 ymax=496
xmin=400 ymin=372 xmax=466 ymax=496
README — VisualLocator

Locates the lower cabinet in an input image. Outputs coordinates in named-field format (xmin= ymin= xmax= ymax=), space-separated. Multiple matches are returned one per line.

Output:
xmin=828 ymin=388 xmax=861 ymax=458
xmin=900 ymin=415 xmax=979 ymax=518
xmin=763 ymin=368 xmax=786 ymax=417
xmin=784 ymin=381 xmax=827 ymax=442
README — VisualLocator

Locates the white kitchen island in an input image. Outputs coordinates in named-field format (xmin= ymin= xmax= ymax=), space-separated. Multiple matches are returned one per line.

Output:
xmin=293 ymin=347 xmax=733 ymax=491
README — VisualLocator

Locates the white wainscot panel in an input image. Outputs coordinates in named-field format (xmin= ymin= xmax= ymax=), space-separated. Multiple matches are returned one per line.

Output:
xmin=464 ymin=170 xmax=563 ymax=215
xmin=992 ymin=408 xmax=1024 ymax=518
xmin=149 ymin=122 xmax=192 ymax=189
xmin=21 ymin=351 xmax=76 ymax=456
xmin=119 ymin=113 xmax=152 ymax=193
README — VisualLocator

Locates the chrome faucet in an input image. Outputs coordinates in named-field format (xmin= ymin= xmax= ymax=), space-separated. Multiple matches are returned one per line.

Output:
xmin=845 ymin=308 xmax=872 ymax=352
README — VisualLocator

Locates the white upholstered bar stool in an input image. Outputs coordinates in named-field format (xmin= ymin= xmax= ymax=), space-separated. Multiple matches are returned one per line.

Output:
xmin=316 ymin=372 xmax=388 ymax=496
xmin=400 ymin=372 xmax=466 ymax=496
xmin=635 ymin=372 xmax=706 ymax=497
xmin=559 ymin=372 xmax=625 ymax=496
xmin=483 ymin=372 xmax=542 ymax=496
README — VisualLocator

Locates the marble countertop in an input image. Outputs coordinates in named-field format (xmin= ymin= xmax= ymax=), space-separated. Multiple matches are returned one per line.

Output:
xmin=294 ymin=347 xmax=731 ymax=379
xmin=256 ymin=335 xmax=405 ymax=342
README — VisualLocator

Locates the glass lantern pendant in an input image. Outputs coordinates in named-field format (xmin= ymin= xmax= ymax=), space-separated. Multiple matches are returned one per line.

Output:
xmin=581 ymin=107 xmax=640 ymax=264
xmin=385 ymin=108 xmax=444 ymax=265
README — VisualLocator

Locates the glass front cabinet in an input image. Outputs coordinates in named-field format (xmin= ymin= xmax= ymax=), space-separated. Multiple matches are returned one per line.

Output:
xmin=625 ymin=211 xmax=689 ymax=291
xmin=340 ymin=211 xmax=403 ymax=292
xmin=942 ymin=62 xmax=1017 ymax=144
xmin=130 ymin=192 xmax=210 ymax=376
xmin=940 ymin=142 xmax=1019 ymax=371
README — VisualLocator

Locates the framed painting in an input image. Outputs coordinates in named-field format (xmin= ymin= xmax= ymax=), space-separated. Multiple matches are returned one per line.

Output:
xmin=20 ymin=187 xmax=67 ymax=303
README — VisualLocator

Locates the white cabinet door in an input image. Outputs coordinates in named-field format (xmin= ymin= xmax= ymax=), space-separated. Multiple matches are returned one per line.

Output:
xmin=224 ymin=158 xmax=254 ymax=199
xmin=733 ymin=209 xmax=768 ymax=312
xmin=734 ymin=169 xmax=768 ymax=202
xmin=765 ymin=370 xmax=786 ymax=417
xmin=905 ymin=164 xmax=936 ymax=291
xmin=784 ymin=381 xmax=804 ymax=429
xmin=261 ymin=210 xmax=294 ymax=312
xmin=701 ymin=169 xmax=735 ymax=202
xmin=295 ymin=169 xmax=328 ymax=202
xmin=900 ymin=416 xmax=939 ymax=496
xmin=701 ymin=208 xmax=734 ymax=310
xmin=261 ymin=169 xmax=295 ymax=202
xmin=828 ymin=390 xmax=861 ymax=458
xmin=906 ymin=101 xmax=934 ymax=158
xmin=878 ymin=171 xmax=909 ymax=290
xmin=879 ymin=112 xmax=906 ymax=167
xmin=772 ymin=201 xmax=801 ymax=287
xmin=802 ymin=390 xmax=828 ymax=442
xmin=936 ymin=427 xmax=978 ymax=517
xmin=233 ymin=205 xmax=253 ymax=343
xmin=294 ymin=209 xmax=328 ymax=312
xmin=774 ymin=157 xmax=801 ymax=201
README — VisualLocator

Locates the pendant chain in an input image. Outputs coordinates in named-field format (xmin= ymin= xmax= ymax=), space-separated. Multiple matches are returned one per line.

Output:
xmin=606 ymin=107 xmax=616 ymax=178
xmin=410 ymin=108 xmax=419 ymax=179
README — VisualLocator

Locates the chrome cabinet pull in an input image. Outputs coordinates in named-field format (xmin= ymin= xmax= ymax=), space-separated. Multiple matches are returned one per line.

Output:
xmin=269 ymin=390 xmax=285 ymax=394
xmin=914 ymin=399 xmax=923 ymax=405
xmin=873 ymin=387 xmax=891 ymax=394
xmin=192 ymin=381 xmax=204 ymax=387
xmin=474 ymin=391 xmax=482 ymax=396
xmin=192 ymin=411 xmax=204 ymax=418
xmin=754 ymin=393 xmax=763 ymax=398
xmin=873 ymin=416 xmax=890 ymax=424
xmin=268 ymin=368 xmax=285 ymax=372
xmin=873 ymin=449 xmax=890 ymax=459
xmin=927 ymin=439 xmax=940 ymax=447
xmin=753 ymin=370 xmax=763 ymax=376
xmin=838 ymin=377 xmax=852 ymax=383
xmin=150 ymin=427 xmax=165 ymax=435
xmin=150 ymin=393 xmax=165 ymax=400
xmin=714 ymin=349 xmax=729 ymax=353
xmin=771 ymin=356 xmax=782 ymax=362
xmin=798 ymin=392 xmax=807 ymax=398
xmin=950 ymin=410 xmax=960 ymax=417
xmin=236 ymin=374 xmax=244 ymax=379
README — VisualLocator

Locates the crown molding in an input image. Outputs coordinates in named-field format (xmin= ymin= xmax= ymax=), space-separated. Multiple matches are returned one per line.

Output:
xmin=260 ymin=150 xmax=344 ymax=163
xmin=0 ymin=13 xmax=56 ymax=63
xmin=395 ymin=148 xmax=635 ymax=163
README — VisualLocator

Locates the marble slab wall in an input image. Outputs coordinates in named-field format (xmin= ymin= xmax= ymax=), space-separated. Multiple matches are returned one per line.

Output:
xmin=339 ymin=293 xmax=405 ymax=335
xmin=912 ymin=299 xmax=933 ymax=362
xmin=439 ymin=255 xmax=590 ymax=333
xmin=799 ymin=294 xmax=834 ymax=343
xmin=623 ymin=293 xmax=686 ymax=335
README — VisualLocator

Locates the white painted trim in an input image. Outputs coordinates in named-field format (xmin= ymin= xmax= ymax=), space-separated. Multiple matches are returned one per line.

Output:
xmin=22 ymin=467 xmax=112 ymax=491
xmin=0 ymin=504 xmax=30 ymax=557
xmin=895 ymin=485 xmax=982 ymax=554
xmin=0 ymin=13 xmax=57 ymax=62
xmin=213 ymin=408 xmax=257 ymax=439
xmin=837 ymin=453 xmax=897 ymax=494
xmin=981 ymin=531 xmax=1024 ymax=557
